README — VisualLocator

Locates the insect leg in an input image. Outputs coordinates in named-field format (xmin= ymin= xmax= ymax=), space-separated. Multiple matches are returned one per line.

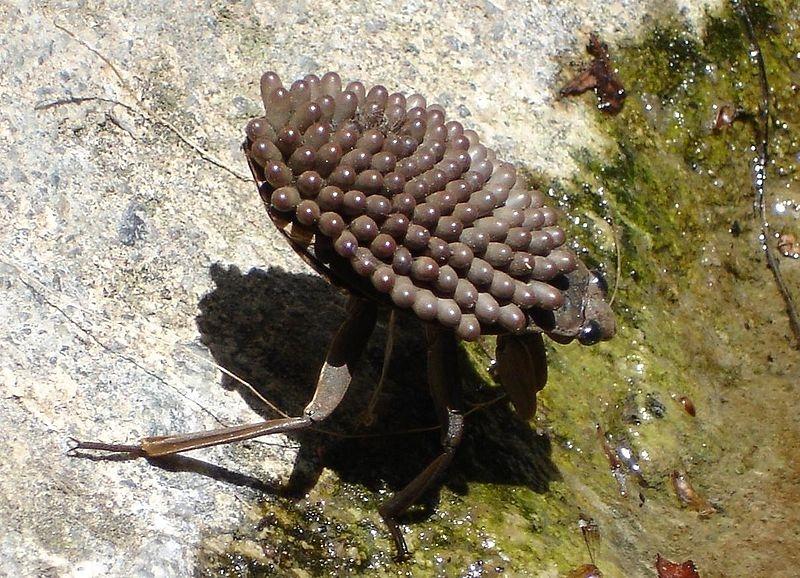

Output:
xmin=378 ymin=325 xmax=464 ymax=560
xmin=72 ymin=296 xmax=377 ymax=457
xmin=494 ymin=332 xmax=548 ymax=420
xmin=359 ymin=309 xmax=396 ymax=427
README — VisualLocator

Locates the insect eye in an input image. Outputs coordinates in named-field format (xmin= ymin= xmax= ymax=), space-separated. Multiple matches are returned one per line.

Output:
xmin=589 ymin=269 xmax=609 ymax=296
xmin=578 ymin=320 xmax=603 ymax=345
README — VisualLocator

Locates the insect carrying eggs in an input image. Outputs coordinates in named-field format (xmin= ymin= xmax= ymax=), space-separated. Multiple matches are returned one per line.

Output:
xmin=245 ymin=71 xmax=577 ymax=341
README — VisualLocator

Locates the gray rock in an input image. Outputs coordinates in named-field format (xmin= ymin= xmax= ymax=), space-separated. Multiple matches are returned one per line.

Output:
xmin=0 ymin=0 xmax=720 ymax=575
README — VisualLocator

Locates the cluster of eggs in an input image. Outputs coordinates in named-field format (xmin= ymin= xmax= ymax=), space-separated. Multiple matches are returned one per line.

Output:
xmin=245 ymin=72 xmax=579 ymax=341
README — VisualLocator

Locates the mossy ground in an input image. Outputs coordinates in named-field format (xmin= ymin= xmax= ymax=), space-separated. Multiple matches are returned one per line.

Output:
xmin=198 ymin=2 xmax=800 ymax=575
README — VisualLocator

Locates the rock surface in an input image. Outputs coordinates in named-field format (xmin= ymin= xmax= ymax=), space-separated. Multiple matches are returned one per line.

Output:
xmin=0 ymin=1 xmax=724 ymax=576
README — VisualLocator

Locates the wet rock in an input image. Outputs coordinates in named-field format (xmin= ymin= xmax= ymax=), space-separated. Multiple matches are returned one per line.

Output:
xmin=1 ymin=1 xmax=728 ymax=576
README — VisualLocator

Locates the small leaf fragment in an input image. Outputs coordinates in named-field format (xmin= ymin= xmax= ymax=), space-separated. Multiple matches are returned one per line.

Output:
xmin=566 ymin=563 xmax=603 ymax=577
xmin=656 ymin=554 xmax=700 ymax=578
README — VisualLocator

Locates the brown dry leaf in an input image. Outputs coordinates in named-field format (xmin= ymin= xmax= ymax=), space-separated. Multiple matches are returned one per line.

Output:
xmin=656 ymin=554 xmax=700 ymax=578
xmin=560 ymin=33 xmax=626 ymax=114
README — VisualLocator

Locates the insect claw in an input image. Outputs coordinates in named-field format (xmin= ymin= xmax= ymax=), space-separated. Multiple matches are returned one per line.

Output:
xmin=358 ymin=409 xmax=377 ymax=428
xmin=66 ymin=437 xmax=143 ymax=456
xmin=65 ymin=436 xmax=82 ymax=456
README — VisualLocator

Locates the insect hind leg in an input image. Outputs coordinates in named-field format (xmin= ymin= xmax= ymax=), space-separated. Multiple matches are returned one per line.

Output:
xmin=378 ymin=325 xmax=464 ymax=560
xmin=71 ymin=297 xmax=377 ymax=458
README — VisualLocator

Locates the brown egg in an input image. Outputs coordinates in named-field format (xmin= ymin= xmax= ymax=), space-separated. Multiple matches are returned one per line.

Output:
xmin=244 ymin=72 xmax=612 ymax=341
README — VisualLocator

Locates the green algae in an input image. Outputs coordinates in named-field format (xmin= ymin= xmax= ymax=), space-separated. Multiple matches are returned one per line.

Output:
xmin=198 ymin=2 xmax=800 ymax=575
xmin=539 ymin=2 xmax=800 ymax=575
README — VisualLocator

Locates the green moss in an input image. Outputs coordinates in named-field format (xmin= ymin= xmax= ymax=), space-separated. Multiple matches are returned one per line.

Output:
xmin=538 ymin=1 xmax=799 ymax=575
xmin=199 ymin=1 xmax=800 ymax=575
